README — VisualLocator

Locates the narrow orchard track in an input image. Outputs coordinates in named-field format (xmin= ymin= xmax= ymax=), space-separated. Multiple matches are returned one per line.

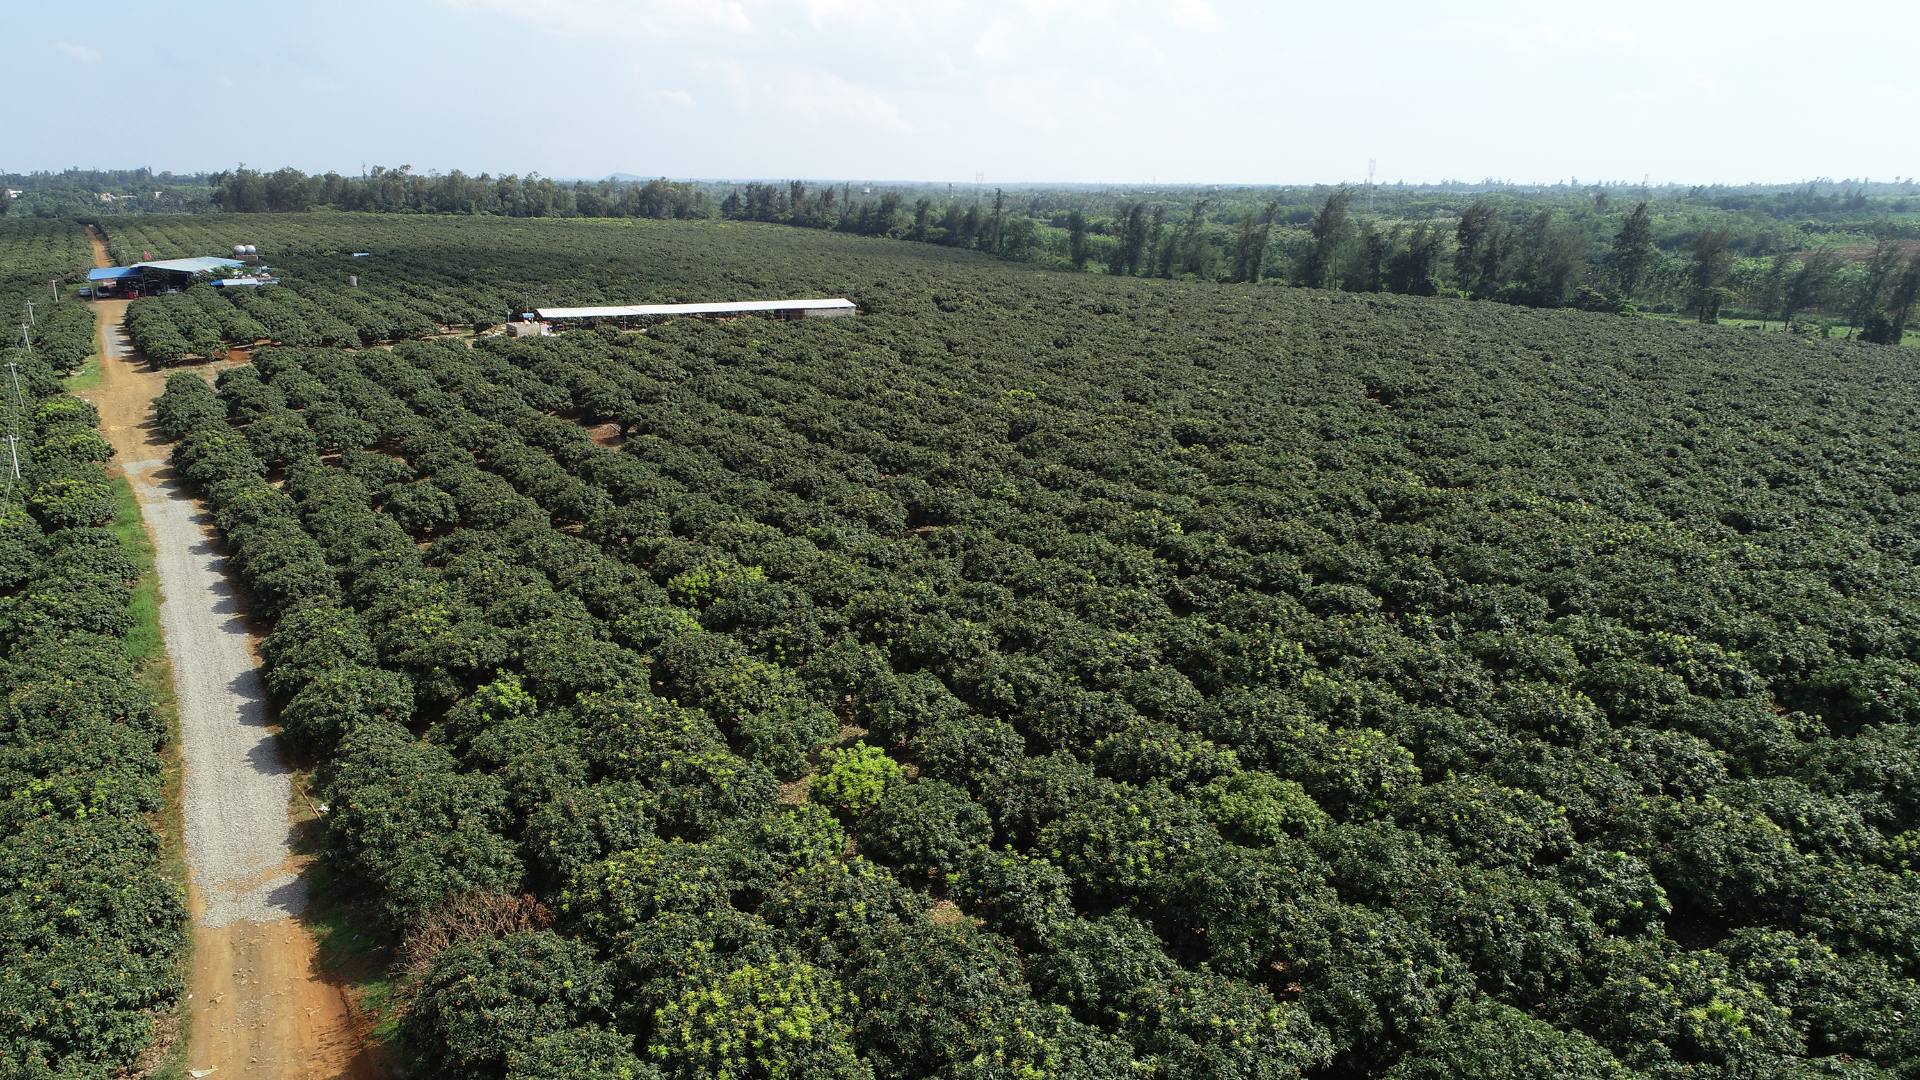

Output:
xmin=80 ymin=229 xmax=378 ymax=1079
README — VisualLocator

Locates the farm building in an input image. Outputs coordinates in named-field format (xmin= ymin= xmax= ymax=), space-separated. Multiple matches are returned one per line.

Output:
xmin=86 ymin=256 xmax=248 ymax=297
xmin=531 ymin=297 xmax=856 ymax=328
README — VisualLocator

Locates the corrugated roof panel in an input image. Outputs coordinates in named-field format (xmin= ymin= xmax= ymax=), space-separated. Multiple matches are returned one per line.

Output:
xmin=138 ymin=256 xmax=246 ymax=274
xmin=87 ymin=266 xmax=141 ymax=281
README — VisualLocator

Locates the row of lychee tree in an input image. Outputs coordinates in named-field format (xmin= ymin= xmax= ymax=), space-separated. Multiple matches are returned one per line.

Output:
xmin=0 ymin=293 xmax=182 ymax=1074
xmin=124 ymin=280 xmax=443 ymax=364
xmin=151 ymin=320 xmax=1920 ymax=1077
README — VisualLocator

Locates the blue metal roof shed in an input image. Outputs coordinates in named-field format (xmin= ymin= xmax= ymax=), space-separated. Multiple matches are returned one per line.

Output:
xmin=88 ymin=257 xmax=247 ymax=282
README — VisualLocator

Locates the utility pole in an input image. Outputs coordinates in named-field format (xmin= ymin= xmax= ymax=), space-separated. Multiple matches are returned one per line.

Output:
xmin=4 ymin=355 xmax=20 ymax=483
xmin=23 ymin=302 xmax=33 ymax=327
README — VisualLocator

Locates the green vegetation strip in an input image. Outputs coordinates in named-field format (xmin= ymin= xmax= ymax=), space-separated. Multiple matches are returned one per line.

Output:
xmin=0 ymin=217 xmax=186 ymax=1078
xmin=142 ymin=216 xmax=1920 ymax=1080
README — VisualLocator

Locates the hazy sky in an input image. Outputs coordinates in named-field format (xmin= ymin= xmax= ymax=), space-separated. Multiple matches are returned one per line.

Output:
xmin=13 ymin=0 xmax=1916 ymax=185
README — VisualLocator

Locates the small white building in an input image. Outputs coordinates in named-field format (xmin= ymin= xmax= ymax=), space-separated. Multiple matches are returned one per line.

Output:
xmin=532 ymin=298 xmax=856 ymax=326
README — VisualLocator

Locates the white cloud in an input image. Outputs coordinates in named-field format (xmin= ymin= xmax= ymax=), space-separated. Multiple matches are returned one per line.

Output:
xmin=804 ymin=0 xmax=888 ymax=27
xmin=687 ymin=0 xmax=753 ymax=33
xmin=985 ymin=72 xmax=1115 ymax=135
xmin=58 ymin=41 xmax=103 ymax=64
xmin=1016 ymin=0 xmax=1112 ymax=19
xmin=653 ymin=88 xmax=696 ymax=106
xmin=799 ymin=0 xmax=972 ymax=34
xmin=974 ymin=0 xmax=1133 ymax=63
xmin=1592 ymin=23 xmax=1638 ymax=47
xmin=699 ymin=57 xmax=755 ymax=112
xmin=1693 ymin=71 xmax=1734 ymax=105
xmin=974 ymin=18 xmax=1017 ymax=62
xmin=1121 ymin=29 xmax=1169 ymax=72
xmin=1164 ymin=0 xmax=1222 ymax=32
xmin=439 ymin=0 xmax=751 ymax=37
xmin=777 ymin=69 xmax=913 ymax=134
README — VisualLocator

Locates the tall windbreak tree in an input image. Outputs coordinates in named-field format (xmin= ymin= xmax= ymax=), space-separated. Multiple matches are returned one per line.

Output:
xmin=1778 ymin=250 xmax=1841 ymax=327
xmin=1454 ymin=200 xmax=1501 ymax=298
xmin=1385 ymin=222 xmax=1442 ymax=296
xmin=1861 ymin=248 xmax=1920 ymax=344
xmin=1229 ymin=200 xmax=1279 ymax=283
xmin=1850 ymin=240 xmax=1909 ymax=342
xmin=987 ymin=188 xmax=1006 ymax=256
xmin=1300 ymin=187 xmax=1353 ymax=289
xmin=1892 ymin=251 xmax=1920 ymax=342
xmin=1107 ymin=203 xmax=1148 ymax=276
xmin=1146 ymin=206 xmax=1169 ymax=277
xmin=1510 ymin=210 xmax=1586 ymax=308
xmin=1348 ymin=222 xmax=1388 ymax=293
xmin=1067 ymin=209 xmax=1089 ymax=271
xmin=1175 ymin=199 xmax=1212 ymax=278
xmin=1609 ymin=201 xmax=1655 ymax=300
xmin=1687 ymin=228 xmax=1734 ymax=323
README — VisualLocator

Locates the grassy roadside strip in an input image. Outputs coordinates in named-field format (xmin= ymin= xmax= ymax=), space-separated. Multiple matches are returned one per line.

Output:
xmin=65 ymin=348 xmax=104 ymax=394
xmin=1643 ymin=310 xmax=1920 ymax=346
xmin=290 ymin=770 xmax=407 ymax=1052
xmin=99 ymin=432 xmax=193 ymax=1080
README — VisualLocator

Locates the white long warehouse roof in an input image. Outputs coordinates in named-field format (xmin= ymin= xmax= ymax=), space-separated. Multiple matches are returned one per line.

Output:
xmin=535 ymin=298 xmax=855 ymax=320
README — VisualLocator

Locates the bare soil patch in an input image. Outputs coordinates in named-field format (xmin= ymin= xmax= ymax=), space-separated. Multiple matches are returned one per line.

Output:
xmin=585 ymin=420 xmax=626 ymax=449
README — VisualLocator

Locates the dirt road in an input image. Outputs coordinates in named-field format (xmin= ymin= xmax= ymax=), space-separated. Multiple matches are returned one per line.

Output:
xmin=81 ymin=231 xmax=377 ymax=1079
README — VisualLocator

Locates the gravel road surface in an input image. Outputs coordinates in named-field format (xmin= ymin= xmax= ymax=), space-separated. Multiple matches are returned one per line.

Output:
xmin=120 ymin=455 xmax=306 ymax=926
xmin=84 ymin=276 xmax=376 ymax=1075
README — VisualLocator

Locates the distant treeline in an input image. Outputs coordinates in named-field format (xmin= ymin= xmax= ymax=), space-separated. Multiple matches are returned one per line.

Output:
xmin=208 ymin=167 xmax=713 ymax=220
xmin=710 ymin=180 xmax=1920 ymax=342
xmin=10 ymin=165 xmax=1919 ymax=340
